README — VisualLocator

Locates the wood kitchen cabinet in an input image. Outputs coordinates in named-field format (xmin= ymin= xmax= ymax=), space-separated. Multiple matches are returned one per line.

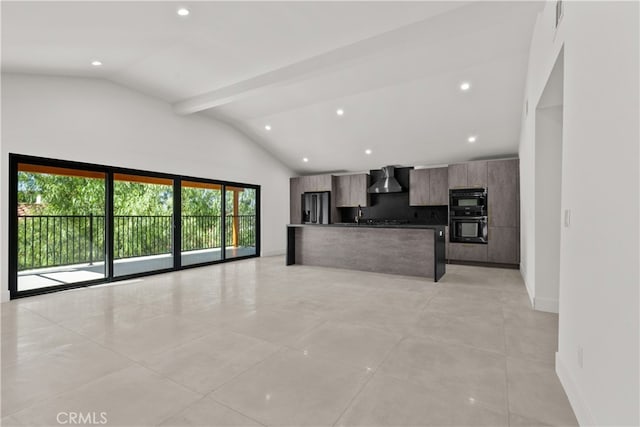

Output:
xmin=409 ymin=167 xmax=448 ymax=206
xmin=467 ymin=161 xmax=488 ymax=188
xmin=488 ymin=159 xmax=519 ymax=227
xmin=302 ymin=174 xmax=332 ymax=192
xmin=447 ymin=163 xmax=467 ymax=189
xmin=409 ymin=169 xmax=430 ymax=206
xmin=489 ymin=184 xmax=518 ymax=227
xmin=429 ymin=167 xmax=449 ymax=205
xmin=289 ymin=177 xmax=303 ymax=224
xmin=448 ymin=242 xmax=487 ymax=262
xmin=488 ymin=159 xmax=518 ymax=187
xmin=486 ymin=159 xmax=520 ymax=265
xmin=447 ymin=161 xmax=488 ymax=189
xmin=488 ymin=227 xmax=519 ymax=264
xmin=335 ymin=174 xmax=369 ymax=207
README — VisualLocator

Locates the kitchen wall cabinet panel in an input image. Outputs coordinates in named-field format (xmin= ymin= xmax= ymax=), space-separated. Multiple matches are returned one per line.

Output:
xmin=448 ymin=164 xmax=467 ymax=189
xmin=335 ymin=174 xmax=369 ymax=207
xmin=488 ymin=159 xmax=519 ymax=187
xmin=335 ymin=175 xmax=351 ymax=207
xmin=302 ymin=174 xmax=332 ymax=192
xmin=467 ymin=161 xmax=488 ymax=188
xmin=448 ymin=242 xmax=487 ymax=262
xmin=410 ymin=167 xmax=448 ymax=206
xmin=350 ymin=174 xmax=369 ymax=207
xmin=489 ymin=184 xmax=518 ymax=228
xmin=409 ymin=169 xmax=430 ymax=206
xmin=290 ymin=177 xmax=303 ymax=224
xmin=429 ymin=167 xmax=449 ymax=205
xmin=488 ymin=227 xmax=519 ymax=264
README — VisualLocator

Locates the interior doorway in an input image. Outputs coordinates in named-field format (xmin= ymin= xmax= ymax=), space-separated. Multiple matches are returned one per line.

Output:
xmin=534 ymin=47 xmax=564 ymax=313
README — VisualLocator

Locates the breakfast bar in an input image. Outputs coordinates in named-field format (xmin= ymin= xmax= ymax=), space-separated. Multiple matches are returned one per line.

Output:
xmin=286 ymin=223 xmax=446 ymax=281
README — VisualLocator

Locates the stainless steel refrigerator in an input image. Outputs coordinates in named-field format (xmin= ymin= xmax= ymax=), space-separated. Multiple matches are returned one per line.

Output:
xmin=302 ymin=192 xmax=330 ymax=224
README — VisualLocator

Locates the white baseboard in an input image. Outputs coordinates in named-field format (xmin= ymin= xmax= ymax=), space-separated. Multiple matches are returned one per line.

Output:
xmin=1 ymin=289 xmax=10 ymax=303
xmin=556 ymin=352 xmax=597 ymax=426
xmin=520 ymin=265 xmax=535 ymax=307
xmin=534 ymin=296 xmax=559 ymax=313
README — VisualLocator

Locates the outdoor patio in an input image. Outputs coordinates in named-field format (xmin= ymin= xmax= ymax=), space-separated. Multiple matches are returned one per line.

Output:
xmin=17 ymin=246 xmax=257 ymax=291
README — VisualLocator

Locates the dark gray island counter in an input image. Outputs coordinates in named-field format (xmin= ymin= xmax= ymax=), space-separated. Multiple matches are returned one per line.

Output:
xmin=286 ymin=223 xmax=446 ymax=282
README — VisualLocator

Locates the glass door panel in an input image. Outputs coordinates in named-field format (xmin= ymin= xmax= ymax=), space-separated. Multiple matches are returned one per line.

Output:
xmin=16 ymin=163 xmax=106 ymax=291
xmin=181 ymin=181 xmax=223 ymax=266
xmin=113 ymin=173 xmax=174 ymax=276
xmin=224 ymin=187 xmax=257 ymax=259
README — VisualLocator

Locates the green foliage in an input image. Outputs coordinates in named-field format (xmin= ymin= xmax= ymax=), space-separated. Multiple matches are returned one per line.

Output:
xmin=114 ymin=181 xmax=172 ymax=215
xmin=17 ymin=172 xmax=257 ymax=271
xmin=18 ymin=172 xmax=105 ymax=215
xmin=182 ymin=187 xmax=221 ymax=216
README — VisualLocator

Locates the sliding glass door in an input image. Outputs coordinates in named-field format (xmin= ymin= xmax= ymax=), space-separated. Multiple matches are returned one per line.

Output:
xmin=181 ymin=181 xmax=223 ymax=266
xmin=10 ymin=154 xmax=260 ymax=298
xmin=113 ymin=173 xmax=174 ymax=277
xmin=16 ymin=163 xmax=106 ymax=291
xmin=225 ymin=186 xmax=257 ymax=259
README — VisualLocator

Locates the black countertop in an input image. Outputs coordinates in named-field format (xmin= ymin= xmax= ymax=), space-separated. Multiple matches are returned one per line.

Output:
xmin=287 ymin=223 xmax=445 ymax=231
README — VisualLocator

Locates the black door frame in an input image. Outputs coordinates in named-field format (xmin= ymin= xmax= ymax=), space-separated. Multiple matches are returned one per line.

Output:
xmin=9 ymin=153 xmax=261 ymax=299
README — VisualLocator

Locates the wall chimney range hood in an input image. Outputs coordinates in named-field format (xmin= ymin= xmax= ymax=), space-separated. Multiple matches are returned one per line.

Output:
xmin=368 ymin=166 xmax=403 ymax=193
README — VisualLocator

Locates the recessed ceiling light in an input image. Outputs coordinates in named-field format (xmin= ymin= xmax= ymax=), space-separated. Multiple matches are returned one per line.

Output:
xmin=264 ymin=124 xmax=271 ymax=131
xmin=365 ymin=149 xmax=372 ymax=155
xmin=336 ymin=109 xmax=344 ymax=116
xmin=177 ymin=7 xmax=190 ymax=16
xmin=468 ymin=135 xmax=477 ymax=143
xmin=91 ymin=60 xmax=102 ymax=67
xmin=460 ymin=81 xmax=471 ymax=91
xmin=302 ymin=157 xmax=309 ymax=162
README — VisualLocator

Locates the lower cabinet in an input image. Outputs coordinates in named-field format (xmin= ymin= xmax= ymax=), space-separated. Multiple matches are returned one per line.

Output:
xmin=487 ymin=227 xmax=519 ymax=264
xmin=448 ymin=242 xmax=487 ymax=262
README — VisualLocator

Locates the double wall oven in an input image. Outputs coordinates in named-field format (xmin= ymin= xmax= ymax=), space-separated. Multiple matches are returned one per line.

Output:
xmin=449 ymin=188 xmax=488 ymax=244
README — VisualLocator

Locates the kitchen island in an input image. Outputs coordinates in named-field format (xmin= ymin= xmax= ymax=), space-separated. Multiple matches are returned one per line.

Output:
xmin=286 ymin=223 xmax=446 ymax=281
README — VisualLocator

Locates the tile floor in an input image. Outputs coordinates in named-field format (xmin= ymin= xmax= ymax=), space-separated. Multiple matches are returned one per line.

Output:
xmin=1 ymin=257 xmax=577 ymax=426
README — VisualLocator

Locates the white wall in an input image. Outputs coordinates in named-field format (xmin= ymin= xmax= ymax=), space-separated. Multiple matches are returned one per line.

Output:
xmin=534 ymin=104 xmax=562 ymax=313
xmin=519 ymin=1 xmax=639 ymax=425
xmin=1 ymin=73 xmax=293 ymax=302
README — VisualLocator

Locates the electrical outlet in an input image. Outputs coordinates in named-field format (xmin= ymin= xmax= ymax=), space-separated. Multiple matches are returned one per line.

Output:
xmin=564 ymin=209 xmax=571 ymax=228
xmin=577 ymin=346 xmax=583 ymax=368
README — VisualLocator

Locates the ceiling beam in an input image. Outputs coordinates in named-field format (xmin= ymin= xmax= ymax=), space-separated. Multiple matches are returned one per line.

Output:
xmin=171 ymin=1 xmax=534 ymax=116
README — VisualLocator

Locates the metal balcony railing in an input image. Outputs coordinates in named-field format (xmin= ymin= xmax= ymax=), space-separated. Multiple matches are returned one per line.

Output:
xmin=17 ymin=214 xmax=256 ymax=271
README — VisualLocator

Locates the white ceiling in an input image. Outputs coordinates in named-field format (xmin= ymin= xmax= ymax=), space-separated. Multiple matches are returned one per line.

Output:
xmin=2 ymin=1 xmax=543 ymax=174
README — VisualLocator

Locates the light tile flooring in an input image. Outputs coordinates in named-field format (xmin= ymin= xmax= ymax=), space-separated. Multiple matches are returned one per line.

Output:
xmin=1 ymin=256 xmax=577 ymax=426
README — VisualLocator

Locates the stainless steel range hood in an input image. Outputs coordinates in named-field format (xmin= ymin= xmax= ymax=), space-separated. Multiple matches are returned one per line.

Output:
xmin=368 ymin=166 xmax=403 ymax=193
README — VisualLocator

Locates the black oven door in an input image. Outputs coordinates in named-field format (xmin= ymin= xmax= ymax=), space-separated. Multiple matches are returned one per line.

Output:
xmin=450 ymin=218 xmax=488 ymax=244
xmin=449 ymin=188 xmax=488 ymax=211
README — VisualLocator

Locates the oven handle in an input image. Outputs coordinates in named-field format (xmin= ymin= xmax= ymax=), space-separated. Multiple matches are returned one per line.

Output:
xmin=450 ymin=216 xmax=487 ymax=220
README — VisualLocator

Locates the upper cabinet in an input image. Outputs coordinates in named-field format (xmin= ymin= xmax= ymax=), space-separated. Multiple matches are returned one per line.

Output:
xmin=335 ymin=174 xmax=369 ymax=207
xmin=487 ymin=159 xmax=519 ymax=228
xmin=409 ymin=169 xmax=430 ymax=206
xmin=447 ymin=164 xmax=467 ymax=188
xmin=289 ymin=177 xmax=303 ymax=224
xmin=429 ymin=167 xmax=449 ymax=205
xmin=448 ymin=161 xmax=487 ymax=188
xmin=301 ymin=174 xmax=332 ymax=192
xmin=467 ymin=161 xmax=488 ymax=188
xmin=488 ymin=158 xmax=519 ymax=187
xmin=409 ymin=167 xmax=448 ymax=206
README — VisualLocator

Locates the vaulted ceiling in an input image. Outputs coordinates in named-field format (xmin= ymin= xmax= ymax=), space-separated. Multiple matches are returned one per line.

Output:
xmin=2 ymin=1 xmax=542 ymax=174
